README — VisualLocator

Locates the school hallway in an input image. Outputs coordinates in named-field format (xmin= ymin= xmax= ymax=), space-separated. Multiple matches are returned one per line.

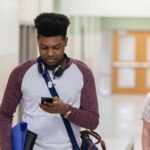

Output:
xmin=95 ymin=94 xmax=145 ymax=150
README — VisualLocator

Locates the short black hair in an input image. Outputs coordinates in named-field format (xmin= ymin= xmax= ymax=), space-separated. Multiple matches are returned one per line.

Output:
xmin=34 ymin=12 xmax=70 ymax=37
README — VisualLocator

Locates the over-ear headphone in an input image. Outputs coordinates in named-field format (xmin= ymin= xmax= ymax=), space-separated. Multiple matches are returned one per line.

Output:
xmin=37 ymin=58 xmax=46 ymax=75
xmin=37 ymin=54 xmax=69 ymax=77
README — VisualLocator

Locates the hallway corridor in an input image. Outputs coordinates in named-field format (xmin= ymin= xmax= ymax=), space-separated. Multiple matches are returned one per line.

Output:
xmin=96 ymin=94 xmax=145 ymax=150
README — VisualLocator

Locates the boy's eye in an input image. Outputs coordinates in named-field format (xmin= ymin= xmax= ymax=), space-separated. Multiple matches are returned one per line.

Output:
xmin=53 ymin=45 xmax=62 ymax=49
xmin=40 ymin=46 xmax=48 ymax=50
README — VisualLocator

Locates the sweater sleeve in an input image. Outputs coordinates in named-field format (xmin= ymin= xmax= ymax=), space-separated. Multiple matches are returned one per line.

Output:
xmin=0 ymin=68 xmax=22 ymax=150
xmin=68 ymin=62 xmax=99 ymax=130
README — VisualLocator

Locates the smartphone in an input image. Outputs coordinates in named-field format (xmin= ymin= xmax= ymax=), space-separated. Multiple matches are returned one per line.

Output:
xmin=41 ymin=97 xmax=53 ymax=105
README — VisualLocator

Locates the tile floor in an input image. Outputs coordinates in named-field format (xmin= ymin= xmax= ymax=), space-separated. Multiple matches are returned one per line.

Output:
xmin=95 ymin=94 xmax=146 ymax=150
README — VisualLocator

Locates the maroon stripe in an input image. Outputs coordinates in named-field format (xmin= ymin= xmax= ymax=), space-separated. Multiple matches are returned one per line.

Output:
xmin=68 ymin=59 xmax=99 ymax=129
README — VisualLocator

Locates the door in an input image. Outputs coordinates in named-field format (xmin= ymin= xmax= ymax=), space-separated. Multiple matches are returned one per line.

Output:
xmin=112 ymin=31 xmax=150 ymax=94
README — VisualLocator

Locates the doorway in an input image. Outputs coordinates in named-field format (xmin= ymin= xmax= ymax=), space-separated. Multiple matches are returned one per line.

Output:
xmin=112 ymin=31 xmax=150 ymax=94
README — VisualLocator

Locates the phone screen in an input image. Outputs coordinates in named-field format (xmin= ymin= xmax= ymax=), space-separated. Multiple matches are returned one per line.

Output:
xmin=41 ymin=97 xmax=53 ymax=104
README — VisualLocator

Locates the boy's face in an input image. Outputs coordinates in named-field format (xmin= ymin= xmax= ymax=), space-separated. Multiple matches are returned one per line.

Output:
xmin=38 ymin=35 xmax=68 ymax=68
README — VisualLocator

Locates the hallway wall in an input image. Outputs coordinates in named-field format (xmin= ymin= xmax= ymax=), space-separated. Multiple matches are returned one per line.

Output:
xmin=19 ymin=0 xmax=54 ymax=24
xmin=0 ymin=0 xmax=19 ymax=101
xmin=0 ymin=0 xmax=19 ymax=123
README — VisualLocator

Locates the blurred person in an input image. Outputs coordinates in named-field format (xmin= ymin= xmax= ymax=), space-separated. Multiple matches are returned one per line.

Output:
xmin=142 ymin=93 xmax=150 ymax=150
xmin=0 ymin=12 xmax=99 ymax=150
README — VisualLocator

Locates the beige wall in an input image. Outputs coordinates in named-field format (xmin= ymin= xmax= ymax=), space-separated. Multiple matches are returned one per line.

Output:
xmin=0 ymin=0 xmax=19 ymax=124
xmin=19 ymin=0 xmax=54 ymax=24
xmin=0 ymin=0 xmax=19 ymax=103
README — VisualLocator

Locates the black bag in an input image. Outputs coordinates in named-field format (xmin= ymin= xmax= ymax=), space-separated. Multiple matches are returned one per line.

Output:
xmin=80 ymin=130 xmax=106 ymax=150
xmin=24 ymin=130 xmax=37 ymax=150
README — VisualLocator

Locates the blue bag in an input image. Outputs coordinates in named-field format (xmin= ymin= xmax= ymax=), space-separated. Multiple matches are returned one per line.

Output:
xmin=11 ymin=122 xmax=28 ymax=150
xmin=11 ymin=122 xmax=37 ymax=150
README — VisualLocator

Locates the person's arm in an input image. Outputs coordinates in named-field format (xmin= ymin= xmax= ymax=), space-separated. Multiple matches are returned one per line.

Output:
xmin=67 ymin=65 xmax=99 ymax=130
xmin=0 ymin=68 xmax=22 ymax=150
xmin=142 ymin=120 xmax=150 ymax=150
